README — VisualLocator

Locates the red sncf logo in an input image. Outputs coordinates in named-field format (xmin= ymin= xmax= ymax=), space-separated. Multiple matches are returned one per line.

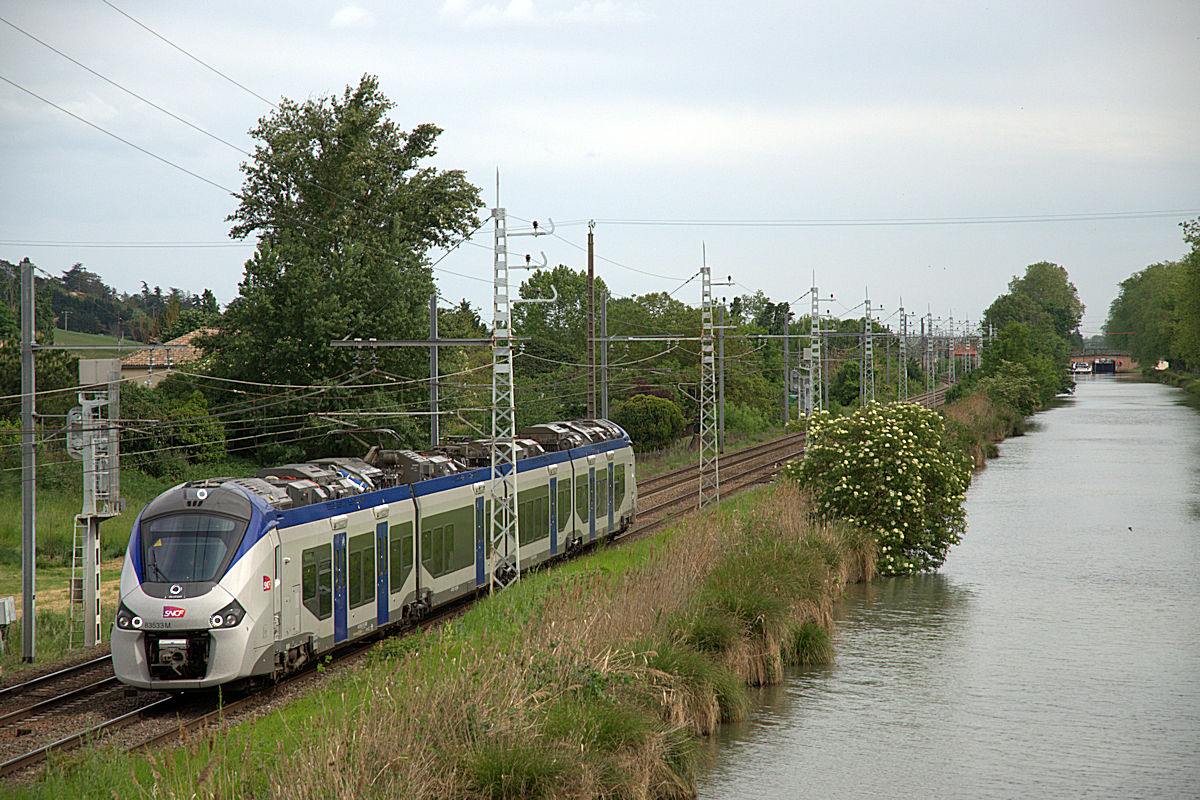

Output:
xmin=163 ymin=606 xmax=186 ymax=618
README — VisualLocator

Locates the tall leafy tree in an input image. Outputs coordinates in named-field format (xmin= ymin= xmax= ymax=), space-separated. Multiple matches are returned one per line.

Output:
xmin=211 ymin=74 xmax=482 ymax=387
xmin=984 ymin=261 xmax=1084 ymax=341
xmin=202 ymin=75 xmax=480 ymax=460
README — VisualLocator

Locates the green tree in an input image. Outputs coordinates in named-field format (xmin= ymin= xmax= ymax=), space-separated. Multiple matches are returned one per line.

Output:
xmin=1171 ymin=219 xmax=1200 ymax=369
xmin=211 ymin=74 xmax=482 ymax=388
xmin=1104 ymin=261 xmax=1181 ymax=366
xmin=611 ymin=394 xmax=687 ymax=450
xmin=987 ymin=261 xmax=1084 ymax=340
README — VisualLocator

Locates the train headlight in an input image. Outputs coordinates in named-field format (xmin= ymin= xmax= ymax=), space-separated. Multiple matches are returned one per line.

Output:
xmin=115 ymin=603 xmax=140 ymax=630
xmin=208 ymin=599 xmax=246 ymax=629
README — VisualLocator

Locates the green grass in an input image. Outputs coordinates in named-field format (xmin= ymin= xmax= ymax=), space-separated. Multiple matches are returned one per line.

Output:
xmin=51 ymin=328 xmax=144 ymax=359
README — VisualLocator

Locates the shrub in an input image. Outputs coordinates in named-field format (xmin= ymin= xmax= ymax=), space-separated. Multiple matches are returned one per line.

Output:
xmin=611 ymin=393 xmax=687 ymax=450
xmin=722 ymin=401 xmax=770 ymax=435
xmin=784 ymin=402 xmax=972 ymax=576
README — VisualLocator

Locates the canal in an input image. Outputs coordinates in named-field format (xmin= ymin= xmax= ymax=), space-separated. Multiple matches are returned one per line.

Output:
xmin=698 ymin=377 xmax=1200 ymax=799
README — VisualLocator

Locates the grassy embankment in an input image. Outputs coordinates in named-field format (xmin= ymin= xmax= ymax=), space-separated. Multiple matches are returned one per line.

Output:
xmin=18 ymin=481 xmax=871 ymax=799
xmin=1139 ymin=366 xmax=1200 ymax=399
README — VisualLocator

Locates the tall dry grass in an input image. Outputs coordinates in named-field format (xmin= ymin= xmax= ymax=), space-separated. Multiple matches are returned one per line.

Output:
xmin=28 ymin=483 xmax=875 ymax=800
xmin=942 ymin=390 xmax=1024 ymax=469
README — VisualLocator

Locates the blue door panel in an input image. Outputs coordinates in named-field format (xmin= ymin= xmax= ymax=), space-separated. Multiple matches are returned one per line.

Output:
xmin=376 ymin=521 xmax=388 ymax=626
xmin=475 ymin=496 xmax=486 ymax=587
xmin=333 ymin=531 xmax=347 ymax=643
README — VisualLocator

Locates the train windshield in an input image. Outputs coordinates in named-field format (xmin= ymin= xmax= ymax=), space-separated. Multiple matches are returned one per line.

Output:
xmin=141 ymin=514 xmax=248 ymax=583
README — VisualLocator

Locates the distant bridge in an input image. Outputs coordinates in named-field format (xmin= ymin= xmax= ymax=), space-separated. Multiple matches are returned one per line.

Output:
xmin=1070 ymin=352 xmax=1139 ymax=373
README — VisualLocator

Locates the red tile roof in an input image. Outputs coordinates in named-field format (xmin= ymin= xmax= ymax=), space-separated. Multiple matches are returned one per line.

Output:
xmin=121 ymin=327 xmax=217 ymax=369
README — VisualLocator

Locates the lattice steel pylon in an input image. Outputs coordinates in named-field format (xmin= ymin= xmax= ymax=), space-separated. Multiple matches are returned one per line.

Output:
xmin=863 ymin=292 xmax=875 ymax=404
xmin=808 ymin=285 xmax=821 ymax=415
xmin=898 ymin=304 xmax=908 ymax=401
xmin=489 ymin=206 xmax=520 ymax=591
xmin=947 ymin=315 xmax=956 ymax=383
xmin=698 ymin=266 xmax=719 ymax=509
xmin=926 ymin=313 xmax=935 ymax=393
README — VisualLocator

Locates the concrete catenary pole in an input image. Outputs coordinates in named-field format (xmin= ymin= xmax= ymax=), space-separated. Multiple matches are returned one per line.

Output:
xmin=20 ymin=258 xmax=36 ymax=662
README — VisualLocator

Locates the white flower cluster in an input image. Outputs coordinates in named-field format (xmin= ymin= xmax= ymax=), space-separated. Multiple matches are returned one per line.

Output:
xmin=785 ymin=402 xmax=972 ymax=575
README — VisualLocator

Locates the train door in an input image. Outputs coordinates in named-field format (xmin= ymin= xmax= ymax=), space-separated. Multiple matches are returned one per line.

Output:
xmin=273 ymin=543 xmax=283 ymax=641
xmin=474 ymin=493 xmax=486 ymax=587
xmin=375 ymin=520 xmax=389 ymax=627
xmin=549 ymin=475 xmax=558 ymax=556
xmin=333 ymin=530 xmax=347 ymax=643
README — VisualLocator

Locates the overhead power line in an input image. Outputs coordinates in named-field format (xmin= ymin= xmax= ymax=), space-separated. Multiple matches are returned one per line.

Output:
xmin=100 ymin=0 xmax=277 ymax=108
xmin=0 ymin=240 xmax=247 ymax=249
xmin=584 ymin=210 xmax=1200 ymax=228
xmin=0 ymin=72 xmax=235 ymax=194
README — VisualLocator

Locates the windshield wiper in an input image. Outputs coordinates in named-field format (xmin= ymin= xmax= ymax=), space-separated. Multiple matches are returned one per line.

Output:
xmin=147 ymin=551 xmax=170 ymax=583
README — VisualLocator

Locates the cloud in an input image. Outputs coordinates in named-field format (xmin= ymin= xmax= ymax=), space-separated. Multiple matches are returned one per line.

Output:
xmin=60 ymin=92 xmax=119 ymax=124
xmin=440 ymin=0 xmax=640 ymax=26
xmin=330 ymin=5 xmax=375 ymax=28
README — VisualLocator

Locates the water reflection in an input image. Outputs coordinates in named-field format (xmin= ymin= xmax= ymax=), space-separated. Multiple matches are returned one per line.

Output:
xmin=699 ymin=378 xmax=1200 ymax=799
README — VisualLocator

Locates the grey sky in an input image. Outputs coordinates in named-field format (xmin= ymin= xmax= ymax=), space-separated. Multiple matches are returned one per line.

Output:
xmin=2 ymin=0 xmax=1197 ymax=336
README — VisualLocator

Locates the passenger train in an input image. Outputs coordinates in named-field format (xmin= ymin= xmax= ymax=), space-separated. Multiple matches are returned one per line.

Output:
xmin=111 ymin=419 xmax=636 ymax=689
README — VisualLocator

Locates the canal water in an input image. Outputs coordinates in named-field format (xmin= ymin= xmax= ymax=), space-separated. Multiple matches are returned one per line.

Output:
xmin=698 ymin=377 xmax=1200 ymax=799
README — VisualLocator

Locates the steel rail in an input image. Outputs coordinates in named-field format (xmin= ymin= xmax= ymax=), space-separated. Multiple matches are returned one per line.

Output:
xmin=0 ymin=695 xmax=177 ymax=778
xmin=0 ymin=655 xmax=113 ymax=703
xmin=0 ymin=677 xmax=120 ymax=728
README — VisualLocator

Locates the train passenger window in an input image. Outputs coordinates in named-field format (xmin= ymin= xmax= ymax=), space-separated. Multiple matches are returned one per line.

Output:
xmin=615 ymin=464 xmax=626 ymax=511
xmin=422 ymin=524 xmax=456 ymax=577
xmin=596 ymin=468 xmax=608 ymax=518
xmin=302 ymin=544 xmax=332 ymax=620
xmin=518 ymin=491 xmax=552 ymax=543
xmin=557 ymin=478 xmax=571 ymax=531
xmin=576 ymin=478 xmax=588 ymax=524
xmin=348 ymin=532 xmax=375 ymax=610
xmin=389 ymin=521 xmax=413 ymax=593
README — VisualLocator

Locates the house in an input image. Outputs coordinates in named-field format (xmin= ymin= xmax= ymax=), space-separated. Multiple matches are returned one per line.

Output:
xmin=121 ymin=327 xmax=217 ymax=386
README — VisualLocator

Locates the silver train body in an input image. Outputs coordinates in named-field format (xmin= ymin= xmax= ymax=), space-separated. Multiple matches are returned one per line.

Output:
xmin=112 ymin=420 xmax=636 ymax=690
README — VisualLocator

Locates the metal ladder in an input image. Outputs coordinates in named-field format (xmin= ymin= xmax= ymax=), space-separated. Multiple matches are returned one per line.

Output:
xmin=67 ymin=514 xmax=88 ymax=650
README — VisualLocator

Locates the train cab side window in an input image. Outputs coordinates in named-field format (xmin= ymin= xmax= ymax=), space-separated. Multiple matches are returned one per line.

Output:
xmin=348 ymin=532 xmax=375 ymax=610
xmin=302 ymin=544 xmax=332 ymax=620
xmin=390 ymin=521 xmax=413 ymax=593
xmin=557 ymin=478 xmax=571 ymax=531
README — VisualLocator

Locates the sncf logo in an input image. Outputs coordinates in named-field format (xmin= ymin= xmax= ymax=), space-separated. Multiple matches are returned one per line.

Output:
xmin=163 ymin=606 xmax=186 ymax=619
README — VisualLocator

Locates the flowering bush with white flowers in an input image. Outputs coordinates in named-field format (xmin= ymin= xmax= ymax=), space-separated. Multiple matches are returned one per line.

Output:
xmin=783 ymin=402 xmax=972 ymax=576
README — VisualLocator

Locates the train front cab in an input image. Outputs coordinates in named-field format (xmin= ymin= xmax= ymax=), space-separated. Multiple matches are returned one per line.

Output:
xmin=112 ymin=484 xmax=288 ymax=690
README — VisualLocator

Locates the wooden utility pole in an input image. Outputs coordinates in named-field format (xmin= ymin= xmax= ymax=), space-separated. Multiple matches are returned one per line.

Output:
xmin=587 ymin=220 xmax=595 ymax=418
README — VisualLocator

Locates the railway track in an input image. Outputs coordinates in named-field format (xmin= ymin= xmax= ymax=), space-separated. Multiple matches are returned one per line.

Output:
xmin=1 ymin=387 xmax=950 ymax=780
